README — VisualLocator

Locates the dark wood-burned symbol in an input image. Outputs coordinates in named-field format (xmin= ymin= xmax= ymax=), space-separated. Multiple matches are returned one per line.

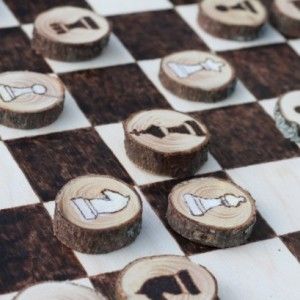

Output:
xmin=137 ymin=270 xmax=201 ymax=300
xmin=216 ymin=0 xmax=258 ymax=14
xmin=50 ymin=16 xmax=99 ymax=34
xmin=130 ymin=120 xmax=205 ymax=139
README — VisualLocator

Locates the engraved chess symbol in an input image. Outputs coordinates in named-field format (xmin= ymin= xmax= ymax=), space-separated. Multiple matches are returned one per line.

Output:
xmin=0 ymin=83 xmax=47 ymax=102
xmin=184 ymin=193 xmax=246 ymax=216
xmin=130 ymin=120 xmax=205 ymax=138
xmin=71 ymin=190 xmax=130 ymax=220
xmin=168 ymin=58 xmax=224 ymax=79
xmin=50 ymin=16 xmax=99 ymax=34
xmin=216 ymin=0 xmax=258 ymax=14
xmin=137 ymin=270 xmax=201 ymax=300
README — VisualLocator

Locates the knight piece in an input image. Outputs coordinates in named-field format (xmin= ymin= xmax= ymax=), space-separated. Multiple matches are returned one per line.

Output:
xmin=198 ymin=0 xmax=268 ymax=41
xmin=159 ymin=50 xmax=236 ymax=102
xmin=123 ymin=109 xmax=210 ymax=177
xmin=167 ymin=177 xmax=257 ymax=248
xmin=53 ymin=175 xmax=142 ymax=253
xmin=271 ymin=0 xmax=300 ymax=38
xmin=115 ymin=255 xmax=218 ymax=300
xmin=0 ymin=71 xmax=64 ymax=129
xmin=32 ymin=6 xmax=111 ymax=61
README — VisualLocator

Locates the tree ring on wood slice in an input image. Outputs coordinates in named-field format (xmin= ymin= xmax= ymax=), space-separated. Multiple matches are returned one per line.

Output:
xmin=271 ymin=0 xmax=300 ymax=38
xmin=198 ymin=0 xmax=268 ymax=41
xmin=167 ymin=177 xmax=256 ymax=248
xmin=123 ymin=109 xmax=210 ymax=177
xmin=13 ymin=281 xmax=107 ymax=299
xmin=116 ymin=255 xmax=218 ymax=300
xmin=274 ymin=90 xmax=300 ymax=143
xmin=0 ymin=71 xmax=64 ymax=129
xmin=159 ymin=50 xmax=237 ymax=102
xmin=53 ymin=175 xmax=142 ymax=254
xmin=32 ymin=6 xmax=111 ymax=61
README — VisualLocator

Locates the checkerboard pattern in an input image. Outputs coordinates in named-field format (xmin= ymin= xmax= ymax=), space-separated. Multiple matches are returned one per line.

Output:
xmin=0 ymin=0 xmax=300 ymax=299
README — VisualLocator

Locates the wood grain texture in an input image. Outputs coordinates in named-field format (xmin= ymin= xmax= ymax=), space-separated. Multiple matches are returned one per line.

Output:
xmin=6 ymin=128 xmax=133 ymax=202
xmin=221 ymin=44 xmax=300 ymax=99
xmin=0 ymin=204 xmax=86 ymax=294
xmin=193 ymin=103 xmax=300 ymax=169
xmin=109 ymin=10 xmax=208 ymax=60
xmin=0 ymin=28 xmax=51 ymax=73
xmin=91 ymin=272 xmax=120 ymax=300
xmin=60 ymin=65 xmax=170 ymax=125
xmin=4 ymin=0 xmax=91 ymax=24
xmin=281 ymin=231 xmax=300 ymax=263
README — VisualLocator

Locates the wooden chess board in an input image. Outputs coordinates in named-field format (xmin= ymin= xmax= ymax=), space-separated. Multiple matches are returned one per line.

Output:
xmin=0 ymin=0 xmax=300 ymax=299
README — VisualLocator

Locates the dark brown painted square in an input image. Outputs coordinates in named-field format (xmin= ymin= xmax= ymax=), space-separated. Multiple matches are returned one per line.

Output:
xmin=109 ymin=10 xmax=208 ymax=60
xmin=169 ymin=0 xmax=199 ymax=4
xmin=0 ymin=27 xmax=51 ymax=73
xmin=91 ymin=271 xmax=119 ymax=300
xmin=4 ymin=0 xmax=91 ymax=24
xmin=60 ymin=64 xmax=170 ymax=125
xmin=221 ymin=44 xmax=300 ymax=99
xmin=192 ymin=103 xmax=300 ymax=169
xmin=281 ymin=231 xmax=300 ymax=262
xmin=0 ymin=204 xmax=85 ymax=294
xmin=6 ymin=128 xmax=133 ymax=202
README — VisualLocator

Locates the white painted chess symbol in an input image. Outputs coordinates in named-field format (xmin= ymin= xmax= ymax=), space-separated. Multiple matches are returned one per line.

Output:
xmin=168 ymin=59 xmax=224 ymax=79
xmin=0 ymin=84 xmax=47 ymax=102
xmin=184 ymin=193 xmax=246 ymax=216
xmin=71 ymin=190 xmax=130 ymax=220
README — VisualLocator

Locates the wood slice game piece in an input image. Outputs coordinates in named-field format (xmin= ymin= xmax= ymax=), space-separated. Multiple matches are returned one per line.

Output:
xmin=116 ymin=255 xmax=218 ymax=300
xmin=275 ymin=90 xmax=300 ymax=143
xmin=271 ymin=0 xmax=300 ymax=38
xmin=0 ymin=71 xmax=64 ymax=129
xmin=159 ymin=50 xmax=237 ymax=102
xmin=53 ymin=175 xmax=142 ymax=254
xmin=198 ymin=0 xmax=268 ymax=41
xmin=123 ymin=109 xmax=210 ymax=177
xmin=32 ymin=6 xmax=111 ymax=61
xmin=13 ymin=281 xmax=107 ymax=300
xmin=167 ymin=177 xmax=256 ymax=248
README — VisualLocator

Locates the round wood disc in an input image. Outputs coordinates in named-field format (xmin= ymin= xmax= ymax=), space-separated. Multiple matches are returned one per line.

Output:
xmin=53 ymin=175 xmax=142 ymax=253
xmin=0 ymin=71 xmax=64 ymax=129
xmin=198 ymin=0 xmax=267 ymax=41
xmin=271 ymin=0 xmax=300 ymax=38
xmin=167 ymin=177 xmax=256 ymax=248
xmin=123 ymin=109 xmax=210 ymax=177
xmin=275 ymin=90 xmax=300 ymax=143
xmin=14 ymin=281 xmax=107 ymax=300
xmin=159 ymin=50 xmax=236 ymax=102
xmin=116 ymin=255 xmax=218 ymax=300
xmin=32 ymin=6 xmax=111 ymax=61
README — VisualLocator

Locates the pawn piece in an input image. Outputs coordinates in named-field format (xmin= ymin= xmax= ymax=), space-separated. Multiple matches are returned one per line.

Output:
xmin=123 ymin=109 xmax=210 ymax=177
xmin=159 ymin=50 xmax=236 ymax=102
xmin=271 ymin=0 xmax=300 ymax=38
xmin=32 ymin=6 xmax=111 ymax=61
xmin=198 ymin=0 xmax=267 ymax=41
xmin=13 ymin=281 xmax=107 ymax=299
xmin=53 ymin=175 xmax=142 ymax=254
xmin=167 ymin=177 xmax=256 ymax=248
xmin=116 ymin=255 xmax=218 ymax=300
xmin=0 ymin=71 xmax=64 ymax=129
xmin=275 ymin=90 xmax=300 ymax=143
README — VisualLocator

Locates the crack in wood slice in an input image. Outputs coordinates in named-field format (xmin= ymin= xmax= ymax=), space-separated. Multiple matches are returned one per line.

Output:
xmin=159 ymin=50 xmax=236 ymax=102
xmin=32 ymin=6 xmax=111 ymax=61
xmin=0 ymin=71 xmax=64 ymax=129
xmin=13 ymin=281 xmax=107 ymax=300
xmin=53 ymin=175 xmax=142 ymax=254
xmin=167 ymin=177 xmax=256 ymax=248
xmin=198 ymin=0 xmax=268 ymax=41
xmin=271 ymin=0 xmax=300 ymax=38
xmin=275 ymin=90 xmax=300 ymax=143
xmin=123 ymin=109 xmax=210 ymax=177
xmin=116 ymin=255 xmax=218 ymax=300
